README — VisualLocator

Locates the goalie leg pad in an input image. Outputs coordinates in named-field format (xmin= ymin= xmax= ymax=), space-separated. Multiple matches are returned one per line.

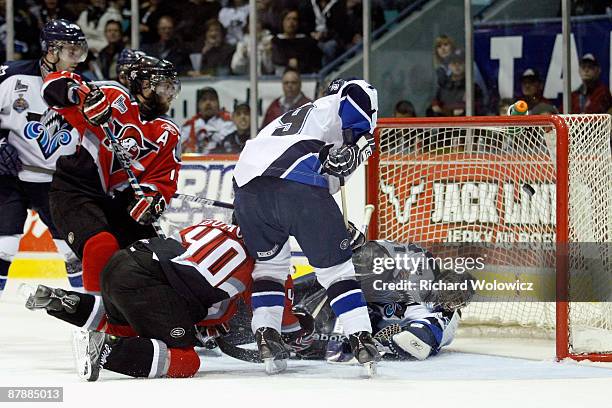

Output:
xmin=391 ymin=321 xmax=440 ymax=360
xmin=82 ymin=231 xmax=120 ymax=293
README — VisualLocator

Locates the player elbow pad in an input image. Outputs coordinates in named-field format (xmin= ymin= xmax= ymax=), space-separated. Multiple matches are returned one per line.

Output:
xmin=42 ymin=78 xmax=82 ymax=107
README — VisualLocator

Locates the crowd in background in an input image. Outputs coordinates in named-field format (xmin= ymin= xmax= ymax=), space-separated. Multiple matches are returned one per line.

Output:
xmin=0 ymin=0 xmax=611 ymax=154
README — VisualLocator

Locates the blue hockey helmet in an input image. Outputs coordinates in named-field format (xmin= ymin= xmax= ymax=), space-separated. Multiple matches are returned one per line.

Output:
xmin=40 ymin=19 xmax=88 ymax=64
xmin=116 ymin=48 xmax=146 ymax=78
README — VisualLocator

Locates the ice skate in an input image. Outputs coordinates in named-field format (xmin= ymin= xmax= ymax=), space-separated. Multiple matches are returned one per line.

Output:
xmin=255 ymin=327 xmax=289 ymax=375
xmin=348 ymin=331 xmax=380 ymax=377
xmin=72 ymin=329 xmax=116 ymax=382
xmin=25 ymin=285 xmax=79 ymax=313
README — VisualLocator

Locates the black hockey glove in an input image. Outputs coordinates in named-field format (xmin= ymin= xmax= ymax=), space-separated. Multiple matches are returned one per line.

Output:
xmin=322 ymin=133 xmax=375 ymax=178
xmin=128 ymin=188 xmax=166 ymax=225
xmin=0 ymin=138 xmax=22 ymax=176
xmin=82 ymin=85 xmax=112 ymax=126
xmin=347 ymin=220 xmax=366 ymax=251
xmin=282 ymin=305 xmax=315 ymax=353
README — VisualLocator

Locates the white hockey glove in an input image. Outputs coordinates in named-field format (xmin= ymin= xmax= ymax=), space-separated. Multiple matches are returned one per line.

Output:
xmin=322 ymin=133 xmax=375 ymax=179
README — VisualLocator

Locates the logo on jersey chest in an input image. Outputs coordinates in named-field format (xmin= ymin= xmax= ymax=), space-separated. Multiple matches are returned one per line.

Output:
xmin=104 ymin=121 xmax=159 ymax=174
xmin=23 ymin=110 xmax=73 ymax=159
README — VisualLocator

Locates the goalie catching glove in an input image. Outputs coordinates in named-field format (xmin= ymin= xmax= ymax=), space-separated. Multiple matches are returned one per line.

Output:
xmin=128 ymin=187 xmax=166 ymax=225
xmin=321 ymin=133 xmax=375 ymax=178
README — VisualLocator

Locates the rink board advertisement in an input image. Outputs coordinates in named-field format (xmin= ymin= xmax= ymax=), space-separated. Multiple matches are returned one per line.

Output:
xmin=376 ymin=152 xmax=558 ymax=244
xmin=10 ymin=154 xmax=315 ymax=278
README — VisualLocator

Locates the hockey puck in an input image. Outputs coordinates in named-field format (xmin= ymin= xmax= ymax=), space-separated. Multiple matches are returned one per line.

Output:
xmin=522 ymin=183 xmax=535 ymax=197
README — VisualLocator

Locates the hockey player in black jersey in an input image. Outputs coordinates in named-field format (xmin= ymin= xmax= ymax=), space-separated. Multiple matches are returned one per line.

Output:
xmin=0 ymin=19 xmax=88 ymax=298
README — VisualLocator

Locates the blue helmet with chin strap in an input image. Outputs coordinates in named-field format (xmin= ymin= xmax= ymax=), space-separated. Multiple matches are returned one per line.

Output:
xmin=40 ymin=19 xmax=87 ymax=52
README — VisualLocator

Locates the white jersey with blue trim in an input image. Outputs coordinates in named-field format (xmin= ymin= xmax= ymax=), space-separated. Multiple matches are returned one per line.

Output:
xmin=233 ymin=79 xmax=378 ymax=192
xmin=0 ymin=60 xmax=79 ymax=182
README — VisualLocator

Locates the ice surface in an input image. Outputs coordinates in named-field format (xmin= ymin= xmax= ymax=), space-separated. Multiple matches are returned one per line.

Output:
xmin=1 ymin=279 xmax=612 ymax=408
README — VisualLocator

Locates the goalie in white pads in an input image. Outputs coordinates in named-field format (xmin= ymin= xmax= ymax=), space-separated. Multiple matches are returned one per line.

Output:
xmin=294 ymin=239 xmax=475 ymax=361
xmin=233 ymin=78 xmax=380 ymax=373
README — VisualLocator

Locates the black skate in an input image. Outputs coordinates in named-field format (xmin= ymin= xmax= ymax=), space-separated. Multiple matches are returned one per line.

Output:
xmin=348 ymin=331 xmax=381 ymax=377
xmin=25 ymin=285 xmax=79 ymax=313
xmin=255 ymin=327 xmax=289 ymax=375
xmin=72 ymin=329 xmax=117 ymax=382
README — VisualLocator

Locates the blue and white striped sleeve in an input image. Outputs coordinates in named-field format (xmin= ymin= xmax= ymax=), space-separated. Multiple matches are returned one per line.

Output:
xmin=337 ymin=81 xmax=378 ymax=144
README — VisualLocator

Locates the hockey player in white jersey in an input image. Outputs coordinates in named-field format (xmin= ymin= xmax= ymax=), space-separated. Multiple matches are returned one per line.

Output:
xmin=233 ymin=78 xmax=380 ymax=373
xmin=0 ymin=19 xmax=87 ymax=298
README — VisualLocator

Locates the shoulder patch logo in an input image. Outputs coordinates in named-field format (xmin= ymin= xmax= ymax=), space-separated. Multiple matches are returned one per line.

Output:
xmin=13 ymin=95 xmax=29 ymax=113
xmin=14 ymin=79 xmax=28 ymax=92
xmin=111 ymin=95 xmax=128 ymax=114
xmin=160 ymin=122 xmax=178 ymax=136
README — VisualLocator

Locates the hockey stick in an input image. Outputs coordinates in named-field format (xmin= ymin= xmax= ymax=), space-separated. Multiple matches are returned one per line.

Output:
xmin=172 ymin=193 xmax=234 ymax=210
xmin=100 ymin=124 xmax=166 ymax=239
xmin=360 ymin=204 xmax=375 ymax=237
xmin=340 ymin=177 xmax=348 ymax=228
xmin=215 ymin=337 xmax=262 ymax=363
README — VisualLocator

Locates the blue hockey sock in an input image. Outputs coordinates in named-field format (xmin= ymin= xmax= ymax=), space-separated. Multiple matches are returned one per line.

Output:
xmin=65 ymin=258 xmax=83 ymax=291
xmin=327 ymin=279 xmax=371 ymax=335
xmin=251 ymin=280 xmax=285 ymax=333
xmin=0 ymin=259 xmax=10 ymax=298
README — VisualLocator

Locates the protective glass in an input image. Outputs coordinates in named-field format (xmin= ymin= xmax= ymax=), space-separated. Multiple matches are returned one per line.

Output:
xmin=57 ymin=41 xmax=88 ymax=63
xmin=152 ymin=76 xmax=181 ymax=101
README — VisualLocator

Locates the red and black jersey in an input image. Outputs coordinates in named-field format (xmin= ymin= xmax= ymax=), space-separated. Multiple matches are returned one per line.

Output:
xmin=142 ymin=219 xmax=297 ymax=329
xmin=41 ymin=71 xmax=181 ymax=204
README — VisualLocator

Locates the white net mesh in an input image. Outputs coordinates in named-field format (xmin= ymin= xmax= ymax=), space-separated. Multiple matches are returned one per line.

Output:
xmin=372 ymin=114 xmax=612 ymax=356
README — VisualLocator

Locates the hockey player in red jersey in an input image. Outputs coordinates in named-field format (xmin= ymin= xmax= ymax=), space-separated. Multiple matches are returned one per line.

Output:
xmin=26 ymin=218 xmax=313 ymax=381
xmin=41 ymin=55 xmax=182 ymax=294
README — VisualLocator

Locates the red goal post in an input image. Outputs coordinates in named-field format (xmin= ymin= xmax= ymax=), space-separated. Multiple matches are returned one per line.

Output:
xmin=367 ymin=115 xmax=612 ymax=362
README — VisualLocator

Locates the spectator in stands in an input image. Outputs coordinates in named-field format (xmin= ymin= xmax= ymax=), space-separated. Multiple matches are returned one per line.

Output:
xmin=0 ymin=0 xmax=39 ymax=60
xmin=428 ymin=49 xmax=484 ymax=117
xmin=77 ymin=0 xmax=122 ymax=54
xmin=31 ymin=0 xmax=77 ymax=30
xmin=394 ymin=100 xmax=416 ymax=118
xmin=231 ymin=16 xmax=274 ymax=75
xmin=257 ymin=0 xmax=291 ymax=34
xmin=94 ymin=20 xmax=124 ymax=80
xmin=571 ymin=53 xmax=612 ymax=114
xmin=181 ymin=87 xmax=236 ymax=154
xmin=344 ymin=0 xmax=385 ymax=47
xmin=272 ymin=9 xmax=322 ymax=74
xmin=433 ymin=34 xmax=456 ymax=88
xmin=261 ymin=68 xmax=312 ymax=127
xmin=189 ymin=19 xmax=235 ymax=76
xmin=208 ymin=103 xmax=252 ymax=153
xmin=173 ymin=0 xmax=221 ymax=44
xmin=139 ymin=0 xmax=173 ymax=45
xmin=518 ymin=68 xmax=558 ymax=114
xmin=299 ymin=0 xmax=349 ymax=65
xmin=141 ymin=15 xmax=190 ymax=75
xmin=219 ymin=0 xmax=249 ymax=46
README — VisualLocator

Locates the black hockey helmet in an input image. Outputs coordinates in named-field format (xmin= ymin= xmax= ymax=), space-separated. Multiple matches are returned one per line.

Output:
xmin=128 ymin=56 xmax=180 ymax=98
xmin=40 ymin=19 xmax=87 ymax=58
xmin=128 ymin=55 xmax=181 ymax=118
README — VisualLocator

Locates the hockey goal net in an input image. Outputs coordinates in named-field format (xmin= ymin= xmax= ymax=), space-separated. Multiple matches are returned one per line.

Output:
xmin=367 ymin=114 xmax=612 ymax=362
